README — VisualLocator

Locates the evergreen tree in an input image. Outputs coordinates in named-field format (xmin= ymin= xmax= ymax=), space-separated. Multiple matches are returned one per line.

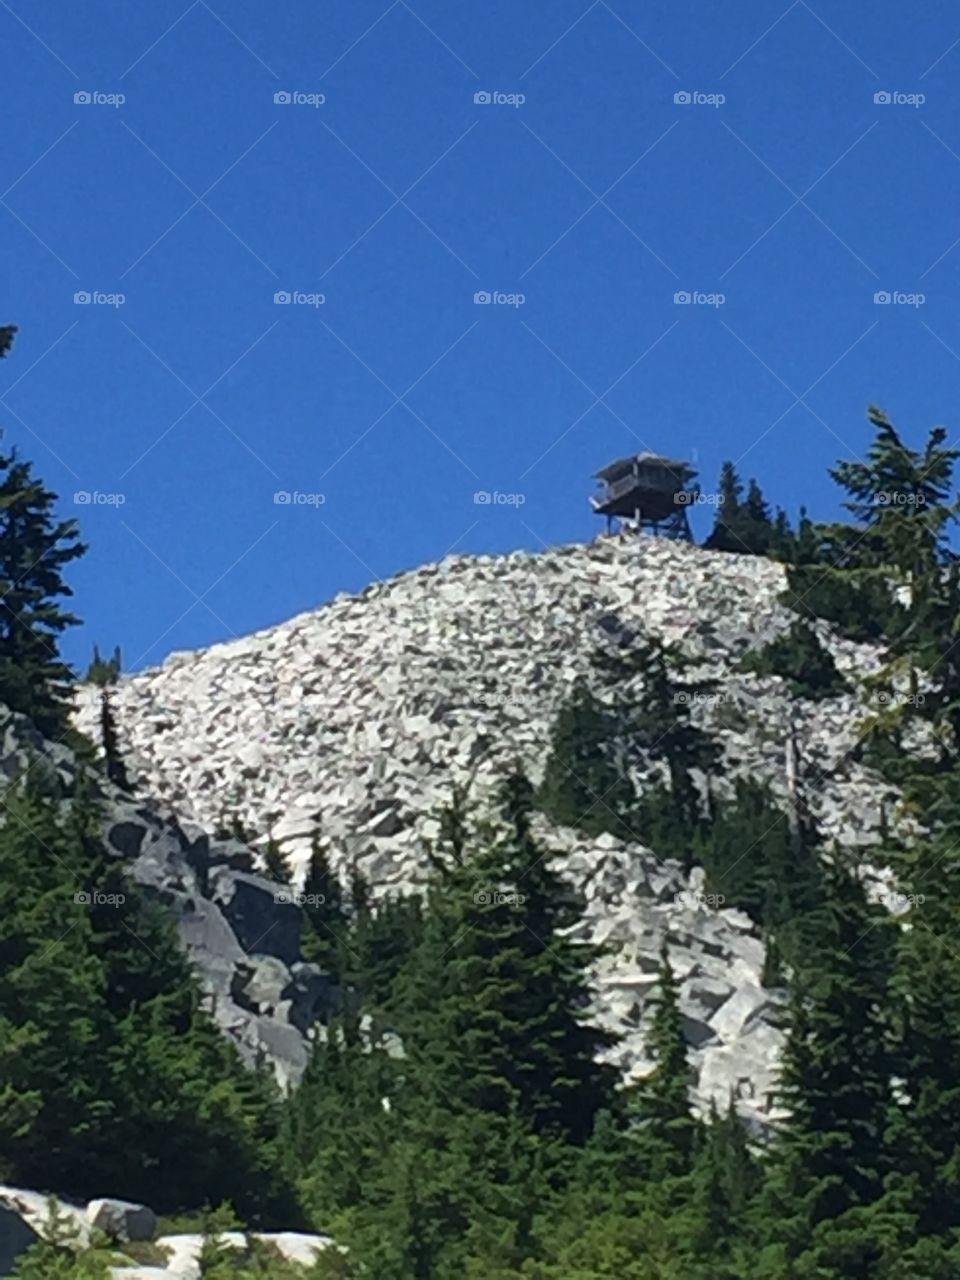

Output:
xmin=885 ymin=837 xmax=960 ymax=1242
xmin=741 ymin=620 xmax=848 ymax=700
xmin=753 ymin=859 xmax=898 ymax=1274
xmin=84 ymin=644 xmax=122 ymax=686
xmin=537 ymin=677 xmax=638 ymax=840
xmin=99 ymin=690 xmax=130 ymax=791
xmin=396 ymin=771 xmax=617 ymax=1144
xmin=0 ymin=775 xmax=293 ymax=1221
xmin=694 ymin=777 xmax=822 ymax=947
xmin=830 ymin=407 xmax=958 ymax=578
xmin=688 ymin=1099 xmax=760 ymax=1267
xmin=0 ymin=445 xmax=86 ymax=736
xmin=593 ymin=636 xmax=720 ymax=860
xmin=704 ymin=464 xmax=775 ymax=555
xmin=625 ymin=943 xmax=698 ymax=1180
xmin=261 ymin=838 xmax=291 ymax=883
xmin=300 ymin=837 xmax=349 ymax=975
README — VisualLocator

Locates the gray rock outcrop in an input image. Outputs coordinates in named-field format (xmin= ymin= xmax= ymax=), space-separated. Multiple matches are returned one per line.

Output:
xmin=60 ymin=534 xmax=909 ymax=1128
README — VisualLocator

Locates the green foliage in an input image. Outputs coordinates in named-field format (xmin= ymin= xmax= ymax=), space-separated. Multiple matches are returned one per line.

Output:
xmin=84 ymin=645 xmax=122 ymax=686
xmin=0 ymin=444 xmax=86 ymax=736
xmin=262 ymin=837 xmax=292 ymax=883
xmin=751 ymin=860 xmax=898 ymax=1270
xmin=98 ymin=690 xmax=130 ymax=790
xmin=694 ymin=778 xmax=822 ymax=954
xmin=741 ymin=620 xmax=848 ymax=700
xmin=536 ymin=676 xmax=638 ymax=840
xmin=704 ymin=463 xmax=776 ymax=556
xmin=0 ymin=775 xmax=294 ymax=1221
xmin=624 ymin=945 xmax=698 ymax=1181
xmin=299 ymin=838 xmax=349 ymax=974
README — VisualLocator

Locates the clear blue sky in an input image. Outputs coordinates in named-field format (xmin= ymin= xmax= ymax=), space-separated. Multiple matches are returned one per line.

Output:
xmin=3 ymin=0 xmax=959 ymax=673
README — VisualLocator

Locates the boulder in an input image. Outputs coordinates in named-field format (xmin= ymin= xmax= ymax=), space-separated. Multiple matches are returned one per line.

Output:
xmin=86 ymin=1198 xmax=156 ymax=1242
xmin=231 ymin=955 xmax=293 ymax=1016
xmin=209 ymin=869 xmax=302 ymax=964
xmin=0 ymin=1201 xmax=38 ymax=1278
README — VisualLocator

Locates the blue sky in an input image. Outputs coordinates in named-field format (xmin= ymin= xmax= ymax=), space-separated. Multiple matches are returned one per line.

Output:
xmin=2 ymin=0 xmax=960 ymax=673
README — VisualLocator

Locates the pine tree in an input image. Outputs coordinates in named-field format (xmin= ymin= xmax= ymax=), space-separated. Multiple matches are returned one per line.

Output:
xmin=0 ymin=446 xmax=86 ymax=736
xmin=625 ymin=943 xmax=698 ymax=1180
xmin=300 ymin=837 xmax=349 ymax=974
xmin=753 ymin=859 xmax=898 ymax=1272
xmin=830 ymin=407 xmax=958 ymax=578
xmin=704 ymin=464 xmax=775 ymax=555
xmin=261 ymin=837 xmax=291 ymax=883
xmin=593 ymin=636 xmax=720 ymax=859
xmin=396 ymin=771 xmax=617 ymax=1144
xmin=536 ymin=676 xmax=638 ymax=840
xmin=0 ymin=774 xmax=294 ymax=1221
xmin=741 ymin=620 xmax=847 ymax=700
xmin=694 ymin=777 xmax=821 ymax=939
xmin=705 ymin=462 xmax=745 ymax=552
xmin=885 ymin=837 xmax=960 ymax=1242
xmin=688 ymin=1099 xmax=759 ymax=1267
xmin=99 ymin=690 xmax=130 ymax=790
xmin=84 ymin=644 xmax=122 ymax=686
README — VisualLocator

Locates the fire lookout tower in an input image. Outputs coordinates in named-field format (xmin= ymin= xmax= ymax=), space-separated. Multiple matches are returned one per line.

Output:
xmin=591 ymin=452 xmax=698 ymax=541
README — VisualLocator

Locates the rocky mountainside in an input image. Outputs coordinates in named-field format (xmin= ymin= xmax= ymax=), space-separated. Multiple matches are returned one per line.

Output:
xmin=72 ymin=532 xmax=902 ymax=1133
xmin=0 ymin=705 xmax=336 ymax=1090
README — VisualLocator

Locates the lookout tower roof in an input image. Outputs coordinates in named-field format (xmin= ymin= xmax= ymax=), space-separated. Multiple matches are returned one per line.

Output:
xmin=593 ymin=452 xmax=698 ymax=484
